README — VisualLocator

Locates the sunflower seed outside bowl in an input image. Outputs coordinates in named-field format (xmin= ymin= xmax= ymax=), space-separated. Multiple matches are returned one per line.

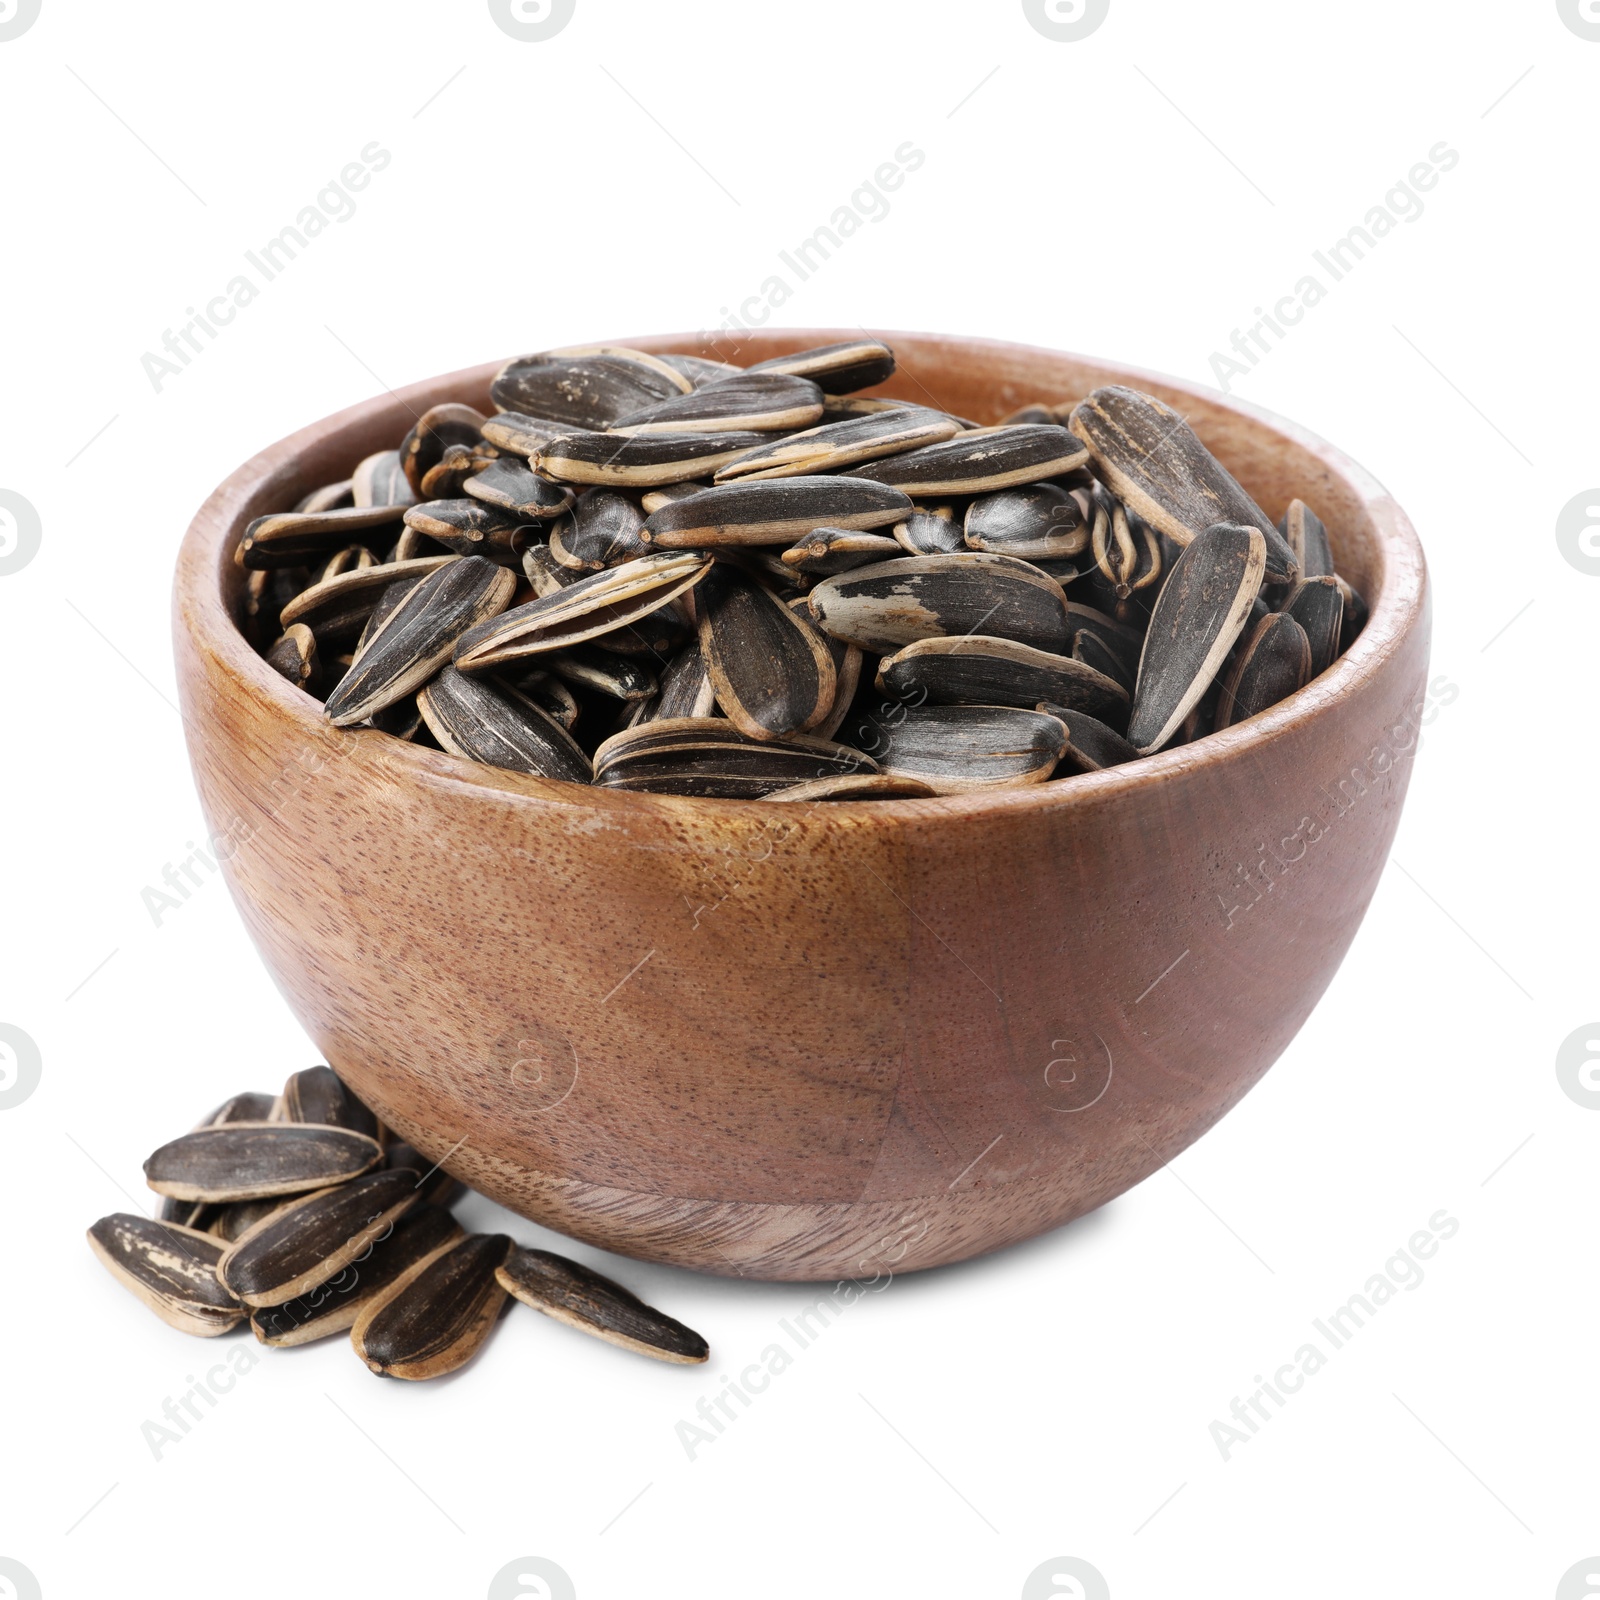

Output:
xmin=87 ymin=1214 xmax=243 ymax=1336
xmin=351 ymin=1231 xmax=513 ymax=1381
xmin=384 ymin=1141 xmax=465 ymax=1208
xmin=280 ymin=1066 xmax=380 ymax=1137
xmin=250 ymin=1206 xmax=464 ymax=1348
xmin=143 ymin=1124 xmax=384 ymax=1204
xmin=495 ymin=1245 xmax=709 ymax=1363
xmin=217 ymin=1169 xmax=422 ymax=1307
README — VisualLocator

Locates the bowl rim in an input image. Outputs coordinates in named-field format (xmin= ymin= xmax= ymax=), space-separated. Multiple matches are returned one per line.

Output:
xmin=175 ymin=329 xmax=1429 ymax=824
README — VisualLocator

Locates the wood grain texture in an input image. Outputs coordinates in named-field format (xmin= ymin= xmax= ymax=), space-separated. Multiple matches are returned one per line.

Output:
xmin=173 ymin=329 xmax=1430 ymax=1281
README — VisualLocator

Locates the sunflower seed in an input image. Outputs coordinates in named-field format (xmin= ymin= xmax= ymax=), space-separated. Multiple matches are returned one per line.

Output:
xmin=454 ymin=552 xmax=710 ymax=671
xmin=281 ymin=1065 xmax=380 ymax=1137
xmin=714 ymin=406 xmax=960 ymax=482
xmin=296 ymin=480 xmax=354 ymax=514
xmin=316 ymin=544 xmax=379 ymax=584
xmin=280 ymin=556 xmax=456 ymax=646
xmin=1280 ymin=498 xmax=1335 ymax=579
xmin=593 ymin=717 xmax=875 ymax=798
xmin=963 ymin=484 xmax=1088 ymax=561
xmin=822 ymin=394 xmax=915 ymax=422
xmin=1071 ymin=629 xmax=1133 ymax=694
xmin=842 ymin=424 xmax=1088 ymax=494
xmin=325 ymin=557 xmax=518 ymax=725
xmin=658 ymin=352 xmax=742 ymax=387
xmin=537 ymin=428 xmax=773 ymax=488
xmin=1001 ymin=403 xmax=1065 ymax=425
xmin=265 ymin=624 xmax=319 ymax=693
xmin=240 ymin=503 xmax=410 ymax=570
xmin=1214 ymin=611 xmax=1313 ymax=730
xmin=549 ymin=489 xmax=649 ymax=571
xmin=385 ymin=1140 xmax=465 ymax=1208
xmin=792 ymin=598 xmax=863 ymax=740
xmin=653 ymin=641 xmax=718 ymax=720
xmin=87 ymin=1214 xmax=244 ymax=1336
xmin=481 ymin=411 xmax=571 ymax=458
xmin=402 ymin=499 xmax=527 ymax=567
xmin=351 ymin=1231 xmax=513 ymax=1380
xmin=417 ymin=666 xmax=593 ymax=782
xmin=1126 ymin=523 xmax=1266 ymax=754
xmin=877 ymin=635 xmax=1129 ymax=724
xmin=808 ymin=552 xmax=1071 ymax=655
xmin=893 ymin=505 xmax=965 ymax=556
xmin=762 ymin=772 xmax=938 ymax=802
xmin=642 ymin=476 xmax=912 ymax=549
xmin=855 ymin=704 xmax=1068 ymax=794
xmin=370 ymin=697 xmax=424 ymax=740
xmin=457 ymin=456 xmax=573 ymax=522
xmin=354 ymin=571 xmax=432 ymax=653
xmin=210 ymin=1196 xmax=293 ymax=1243
xmin=547 ymin=643 xmax=656 ymax=701
xmin=641 ymin=481 xmax=709 ymax=514
xmin=144 ymin=1123 xmax=384 ymax=1203
xmin=1066 ymin=602 xmax=1143 ymax=679
xmin=489 ymin=664 xmax=581 ymax=731
xmin=697 ymin=562 xmax=837 ymax=739
xmin=747 ymin=338 xmax=896 ymax=394
xmin=201 ymin=1092 xmax=279 ymax=1127
xmin=250 ymin=1205 xmax=462 ymax=1348
xmin=1067 ymin=386 xmax=1294 ymax=578
xmin=420 ymin=442 xmax=499 ymax=501
xmin=491 ymin=352 xmax=682 ymax=429
xmin=217 ymin=1169 xmax=421 ymax=1307
xmin=1336 ymin=574 xmax=1368 ymax=651
xmin=544 ymin=343 xmax=696 ymax=392
xmin=522 ymin=541 xmax=584 ymax=596
xmin=495 ymin=1245 xmax=709 ymax=1364
xmin=1035 ymin=703 xmax=1140 ymax=774
xmin=398 ymin=403 xmax=488 ymax=496
xmin=352 ymin=450 xmax=417 ymax=509
xmin=1281 ymin=574 xmax=1343 ymax=678
xmin=780 ymin=527 xmax=902 ymax=575
xmin=609 ymin=371 xmax=824 ymax=436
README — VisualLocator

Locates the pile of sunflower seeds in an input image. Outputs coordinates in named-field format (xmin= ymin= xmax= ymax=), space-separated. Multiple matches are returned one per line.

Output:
xmin=87 ymin=1066 xmax=708 ymax=1378
xmin=241 ymin=340 xmax=1367 ymax=797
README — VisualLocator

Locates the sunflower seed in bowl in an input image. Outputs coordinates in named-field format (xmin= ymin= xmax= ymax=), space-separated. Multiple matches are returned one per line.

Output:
xmin=236 ymin=340 xmax=1366 ymax=798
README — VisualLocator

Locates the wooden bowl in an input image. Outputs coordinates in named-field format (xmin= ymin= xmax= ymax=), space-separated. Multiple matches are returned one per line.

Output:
xmin=174 ymin=331 xmax=1429 ymax=1281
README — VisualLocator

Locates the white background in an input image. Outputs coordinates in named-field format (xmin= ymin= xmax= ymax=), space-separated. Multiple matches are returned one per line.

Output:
xmin=1 ymin=2 xmax=1593 ymax=1597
